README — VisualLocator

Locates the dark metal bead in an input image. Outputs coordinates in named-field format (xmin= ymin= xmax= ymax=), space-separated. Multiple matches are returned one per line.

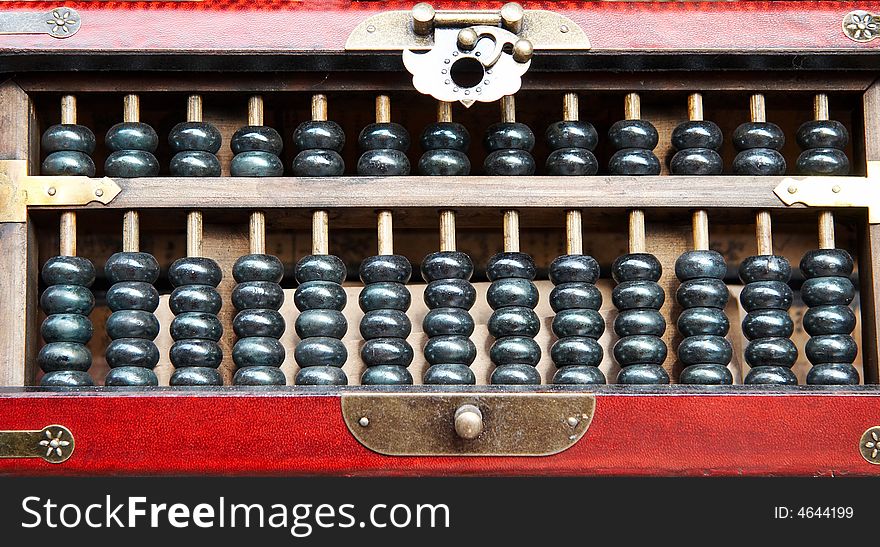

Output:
xmin=612 ymin=281 xmax=665 ymax=310
xmin=107 ymin=309 xmax=160 ymax=340
xmin=483 ymin=149 xmax=535 ymax=176
xmin=230 ymin=151 xmax=284 ymax=177
xmin=804 ymin=305 xmax=856 ymax=335
xmin=796 ymin=148 xmax=849 ymax=176
xmin=732 ymin=149 xmax=786 ymax=176
xmin=739 ymin=280 xmax=793 ymax=312
xmin=678 ymin=335 xmax=732 ymax=365
xmin=418 ymin=149 xmax=470 ymax=176
xmin=545 ymin=148 xmax=598 ymax=176
xmin=742 ymin=309 xmax=794 ymax=339
xmin=488 ymin=307 xmax=540 ymax=338
xmin=551 ymin=336 xmax=603 ymax=367
xmin=550 ymin=282 xmax=602 ymax=312
xmin=105 ymin=150 xmax=160 ymax=177
xmin=42 ymin=124 xmax=96 ymax=154
xmin=359 ymin=122 xmax=410 ymax=152
xmin=671 ymin=120 xmax=723 ymax=150
xmin=234 ymin=308 xmax=286 ymax=338
xmin=545 ymin=121 xmax=598 ymax=151
xmin=613 ymin=309 xmax=665 ymax=337
xmin=294 ymin=337 xmax=347 ymax=367
xmin=292 ymin=149 xmax=345 ymax=177
xmin=805 ymin=334 xmax=858 ymax=365
xmin=168 ymin=122 xmax=222 ymax=153
xmin=233 ymin=336 xmax=285 ymax=368
xmin=796 ymin=120 xmax=848 ymax=150
xmin=105 ymin=338 xmax=159 ymax=368
xmin=490 ymin=363 xmax=540 ymax=385
xmin=233 ymin=254 xmax=283 ymax=284
xmin=231 ymin=126 xmax=283 ymax=155
xmin=421 ymin=251 xmax=474 ymax=281
xmin=807 ymin=363 xmax=859 ymax=385
xmin=170 ymin=339 xmax=223 ymax=368
xmin=40 ymin=370 xmax=94 ymax=387
xmin=295 ymin=254 xmax=346 ymax=284
xmin=358 ymin=281 xmax=410 ymax=312
xmin=612 ymin=253 xmax=662 ymax=283
xmin=38 ymin=342 xmax=91 ymax=372
xmin=617 ymin=364 xmax=670 ymax=385
xmin=43 ymin=256 xmax=96 ymax=286
xmin=744 ymin=366 xmax=797 ymax=385
xmin=675 ymin=250 xmax=727 ymax=281
xmin=105 ymin=122 xmax=159 ymax=152
xmin=293 ymin=280 xmax=346 ymax=311
xmin=357 ymin=149 xmax=411 ymax=175
xmin=484 ymin=122 xmax=535 ymax=151
xmin=41 ymin=313 xmax=93 ymax=343
xmin=361 ymin=309 xmax=413 ymax=339
xmin=294 ymin=120 xmax=345 ymax=152
xmin=170 ymin=285 xmax=222 ymax=315
xmin=733 ymin=122 xmax=785 ymax=150
xmin=670 ymin=148 xmax=723 ymax=175
xmin=680 ymin=364 xmax=733 ymax=385
xmin=169 ymin=367 xmax=223 ymax=386
xmin=169 ymin=257 xmax=222 ymax=287
xmin=489 ymin=336 xmax=541 ymax=366
xmin=487 ymin=277 xmax=539 ymax=309
xmin=554 ymin=308 xmax=605 ymax=338
xmin=739 ymin=255 xmax=791 ymax=283
xmin=609 ymin=149 xmax=661 ymax=175
xmin=424 ymin=335 xmax=476 ymax=365
xmin=677 ymin=307 xmax=729 ymax=336
xmin=486 ymin=252 xmax=536 ymax=281
xmin=169 ymin=150 xmax=221 ymax=177
xmin=608 ymin=119 xmax=659 ymax=150
xmin=423 ymin=308 xmax=473 ymax=337
xmin=421 ymin=122 xmax=470 ymax=152
xmin=296 ymin=366 xmax=348 ymax=386
xmin=549 ymin=254 xmax=600 ymax=285
xmin=233 ymin=366 xmax=287 ymax=386
xmin=613 ymin=335 xmax=667 ymax=366
xmin=424 ymin=279 xmax=477 ymax=310
xmin=744 ymin=337 xmax=798 ymax=367
xmin=360 ymin=337 xmax=413 ymax=366
xmin=40 ymin=285 xmax=95 ymax=315
xmin=360 ymin=255 xmax=412 ymax=284
xmin=423 ymin=363 xmax=475 ymax=385
xmin=105 ymin=252 xmax=159 ymax=284
xmin=800 ymin=248 xmax=854 ymax=278
xmin=553 ymin=365 xmax=606 ymax=385
xmin=232 ymin=281 xmax=284 ymax=311
xmin=294 ymin=309 xmax=346 ymax=339
xmin=42 ymin=151 xmax=96 ymax=177
xmin=361 ymin=365 xmax=413 ymax=386
xmin=105 ymin=366 xmax=159 ymax=387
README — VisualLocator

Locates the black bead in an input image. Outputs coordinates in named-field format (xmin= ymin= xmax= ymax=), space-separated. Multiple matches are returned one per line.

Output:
xmin=294 ymin=120 xmax=345 ymax=152
xmin=105 ymin=150 xmax=160 ymax=177
xmin=170 ymin=285 xmax=223 ymax=315
xmin=424 ymin=308 xmax=474 ymax=337
xmin=170 ymin=339 xmax=223 ymax=368
xmin=42 ymin=124 xmax=96 ymax=154
xmin=490 ymin=363 xmax=541 ymax=385
xmin=233 ymin=336 xmax=285 ymax=368
xmin=40 ymin=285 xmax=95 ymax=315
xmin=234 ymin=308 xmax=286 ymax=338
xmin=358 ymin=282 xmax=411 ymax=312
xmin=486 ymin=277 xmax=539 ymax=309
xmin=807 ymin=363 xmax=859 ymax=385
xmin=744 ymin=337 xmax=798 ymax=367
xmin=670 ymin=148 xmax=723 ymax=175
xmin=550 ymin=282 xmax=602 ymax=312
xmin=169 ymin=257 xmax=222 ymax=287
xmin=554 ymin=365 xmax=606 ymax=385
xmin=732 ymin=149 xmax=786 ymax=176
xmin=486 ymin=252 xmax=536 ymax=281
xmin=488 ymin=307 xmax=540 ymax=338
xmin=359 ymin=123 xmax=410 ymax=152
xmin=739 ymin=280 xmax=793 ymax=312
xmin=41 ymin=370 xmax=94 ymax=387
xmin=231 ymin=126 xmax=283 ymax=155
xmin=608 ymin=120 xmax=659 ymax=150
xmin=105 ymin=338 xmax=159 ymax=368
xmin=609 ymin=149 xmax=661 ymax=175
xmin=418 ymin=149 xmax=471 ymax=176
xmin=803 ymin=305 xmax=856 ymax=335
xmin=233 ymin=254 xmax=284 ymax=283
xmin=360 ymin=255 xmax=412 ymax=284
xmin=733 ymin=122 xmax=785 ymax=150
xmin=231 ymin=281 xmax=284 ymax=311
xmin=671 ymin=120 xmax=723 ymax=150
xmin=230 ymin=151 xmax=284 ymax=177
xmin=105 ymin=122 xmax=159 ymax=152
xmin=800 ymin=248 xmax=854 ymax=278
xmin=483 ymin=149 xmax=536 ymax=176
xmin=105 ymin=252 xmax=159 ymax=284
xmin=169 ymin=150 xmax=221 ymax=177
xmin=550 ymin=336 xmax=603 ymax=367
xmin=421 ymin=251 xmax=474 ymax=281
xmin=233 ymin=366 xmax=287 ymax=386
xmin=295 ymin=254 xmax=347 ymax=284
xmin=489 ymin=336 xmax=541 ymax=366
xmin=675 ymin=250 xmax=727 ymax=281
xmin=294 ymin=309 xmax=346 ymax=339
xmin=424 ymin=335 xmax=476 ymax=365
xmin=168 ymin=122 xmax=222 ymax=153
xmin=744 ymin=366 xmax=797 ymax=385
xmin=796 ymin=148 xmax=849 ymax=176
xmin=612 ymin=281 xmax=665 ymax=310
xmin=361 ymin=337 xmax=413 ymax=366
xmin=678 ymin=335 xmax=733 ymax=365
xmin=169 ymin=367 xmax=223 ymax=386
xmin=680 ymin=364 xmax=733 ymax=385
xmin=362 ymin=365 xmax=413 ymax=386
xmin=742 ymin=309 xmax=794 ymax=339
xmin=421 ymin=122 xmax=470 ymax=152
xmin=545 ymin=148 xmax=598 ymax=176
xmin=612 ymin=253 xmax=662 ymax=283
xmin=424 ymin=279 xmax=477 ymax=310
xmin=545 ymin=121 xmax=598 ymax=151
xmin=423 ymin=364 xmax=475 ymax=385
xmin=296 ymin=366 xmax=348 ymax=386
xmin=43 ymin=256 xmax=96 ymax=286
xmin=293 ymin=280 xmax=345 ymax=312
xmin=796 ymin=120 xmax=848 ymax=150
xmin=41 ymin=313 xmax=93 ymax=344
xmin=357 ymin=149 xmax=410 ymax=176
xmin=677 ymin=307 xmax=729 ymax=336
xmin=613 ymin=309 xmax=665 ymax=337
xmin=42 ymin=151 xmax=96 ymax=177
xmin=739 ymin=255 xmax=791 ymax=283
xmin=294 ymin=337 xmax=347 ymax=367
xmin=292 ymin=149 xmax=345 ymax=177
xmin=38 ymin=342 xmax=91 ymax=372
xmin=805 ymin=334 xmax=858 ymax=365
xmin=549 ymin=254 xmax=600 ymax=284
xmin=107 ymin=309 xmax=160 ymax=340
xmin=105 ymin=367 xmax=158 ymax=387
xmin=613 ymin=335 xmax=667 ymax=366
xmin=361 ymin=309 xmax=413 ymax=339
xmin=554 ymin=309 xmax=605 ymax=338
xmin=617 ymin=364 xmax=670 ymax=385
xmin=484 ymin=122 xmax=535 ymax=151
xmin=171 ymin=312 xmax=224 ymax=343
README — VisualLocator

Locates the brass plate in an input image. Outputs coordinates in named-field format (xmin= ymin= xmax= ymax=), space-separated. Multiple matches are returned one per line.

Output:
xmin=774 ymin=164 xmax=880 ymax=224
xmin=0 ymin=425 xmax=74 ymax=464
xmin=341 ymin=392 xmax=595 ymax=456
xmin=0 ymin=8 xmax=81 ymax=39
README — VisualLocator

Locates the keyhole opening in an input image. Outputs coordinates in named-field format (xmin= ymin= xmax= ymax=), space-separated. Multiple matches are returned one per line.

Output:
xmin=450 ymin=57 xmax=484 ymax=89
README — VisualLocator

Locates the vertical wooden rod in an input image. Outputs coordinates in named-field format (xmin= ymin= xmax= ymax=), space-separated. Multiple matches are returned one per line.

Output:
xmin=312 ymin=210 xmax=329 ymax=255
xmin=187 ymin=211 xmax=203 ymax=258
xmin=249 ymin=211 xmax=266 ymax=255
xmin=248 ymin=95 xmax=263 ymax=126
xmin=59 ymin=212 xmax=76 ymax=257
xmin=187 ymin=95 xmax=202 ymax=123
xmin=439 ymin=209 xmax=456 ymax=252
xmin=562 ymin=93 xmax=579 ymax=122
xmin=503 ymin=210 xmax=520 ymax=253
xmin=756 ymin=211 xmax=773 ymax=255
xmin=437 ymin=101 xmax=453 ymax=123
xmin=818 ymin=211 xmax=836 ymax=250
xmin=60 ymin=95 xmax=76 ymax=125
xmin=688 ymin=93 xmax=703 ymax=122
xmin=501 ymin=95 xmax=516 ymax=123
xmin=749 ymin=93 xmax=766 ymax=123
xmin=814 ymin=93 xmax=830 ymax=122
xmin=376 ymin=95 xmax=391 ymax=124
xmin=377 ymin=210 xmax=394 ymax=255
xmin=566 ymin=209 xmax=583 ymax=255
xmin=122 ymin=211 xmax=140 ymax=253
xmin=692 ymin=210 xmax=710 ymax=251
xmin=312 ymin=94 xmax=328 ymax=121
xmin=624 ymin=92 xmax=640 ymax=121
xmin=123 ymin=94 xmax=139 ymax=123
xmin=629 ymin=210 xmax=646 ymax=254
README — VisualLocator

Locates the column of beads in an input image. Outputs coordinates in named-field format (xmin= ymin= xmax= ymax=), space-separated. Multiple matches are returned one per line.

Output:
xmin=38 ymin=95 xmax=96 ymax=387
xmin=798 ymin=94 xmax=859 ymax=385
xmin=609 ymin=94 xmax=668 ymax=384
xmin=104 ymin=95 xmax=161 ymax=386
xmin=670 ymin=94 xmax=732 ymax=385
xmin=545 ymin=92 xmax=598 ymax=176
xmin=358 ymin=96 xmax=414 ymax=385
xmin=293 ymin=94 xmax=349 ymax=386
xmin=231 ymin=96 xmax=286 ymax=386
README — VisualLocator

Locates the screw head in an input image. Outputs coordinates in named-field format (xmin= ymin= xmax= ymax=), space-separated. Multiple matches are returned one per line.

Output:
xmin=358 ymin=416 xmax=370 ymax=427
xmin=832 ymin=185 xmax=842 ymax=193
xmin=566 ymin=416 xmax=579 ymax=427
xmin=560 ymin=24 xmax=570 ymax=33
xmin=95 ymin=188 xmax=104 ymax=197
xmin=787 ymin=185 xmax=798 ymax=194
xmin=47 ymin=187 xmax=56 ymax=196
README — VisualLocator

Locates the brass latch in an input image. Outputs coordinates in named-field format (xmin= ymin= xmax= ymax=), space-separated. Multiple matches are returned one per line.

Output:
xmin=0 ymin=159 xmax=121 ymax=222
xmin=774 ymin=161 xmax=880 ymax=223
xmin=341 ymin=392 xmax=594 ymax=456
xmin=0 ymin=425 xmax=75 ymax=464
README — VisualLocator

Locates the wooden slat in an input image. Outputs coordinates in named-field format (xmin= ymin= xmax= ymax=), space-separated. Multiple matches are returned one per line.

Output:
xmin=860 ymin=80 xmax=880 ymax=384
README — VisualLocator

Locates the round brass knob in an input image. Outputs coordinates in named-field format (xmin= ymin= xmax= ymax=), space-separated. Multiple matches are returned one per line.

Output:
xmin=457 ymin=28 xmax=479 ymax=51
xmin=512 ymin=39 xmax=533 ymax=63
xmin=412 ymin=3 xmax=436 ymax=36
xmin=454 ymin=404 xmax=483 ymax=440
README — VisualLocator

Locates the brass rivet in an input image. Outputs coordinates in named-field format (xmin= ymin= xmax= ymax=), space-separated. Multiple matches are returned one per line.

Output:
xmin=95 ymin=188 xmax=104 ymax=197
xmin=366 ymin=25 xmax=375 ymax=33
xmin=859 ymin=426 xmax=880 ymax=464
xmin=566 ymin=416 xmax=579 ymax=427
xmin=833 ymin=185 xmax=842 ymax=193
xmin=358 ymin=417 xmax=369 ymax=427
xmin=787 ymin=185 xmax=798 ymax=194
xmin=454 ymin=404 xmax=483 ymax=440
xmin=560 ymin=24 xmax=569 ymax=33
xmin=47 ymin=187 xmax=56 ymax=196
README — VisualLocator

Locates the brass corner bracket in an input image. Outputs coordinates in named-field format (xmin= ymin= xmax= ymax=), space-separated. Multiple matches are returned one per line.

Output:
xmin=0 ymin=159 xmax=121 ymax=223
xmin=774 ymin=162 xmax=880 ymax=223
xmin=0 ymin=424 xmax=74 ymax=464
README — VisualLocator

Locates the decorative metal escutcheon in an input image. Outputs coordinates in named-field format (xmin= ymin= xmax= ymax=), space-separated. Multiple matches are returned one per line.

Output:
xmin=843 ymin=10 xmax=879 ymax=42
xmin=0 ymin=8 xmax=81 ymax=39
xmin=859 ymin=426 xmax=880 ymax=464
xmin=0 ymin=425 xmax=75 ymax=464
xmin=341 ymin=392 xmax=594 ymax=456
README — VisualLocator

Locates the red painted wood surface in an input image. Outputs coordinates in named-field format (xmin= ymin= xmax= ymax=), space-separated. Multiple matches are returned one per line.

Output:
xmin=0 ymin=2 xmax=878 ymax=53
xmin=0 ymin=389 xmax=878 ymax=476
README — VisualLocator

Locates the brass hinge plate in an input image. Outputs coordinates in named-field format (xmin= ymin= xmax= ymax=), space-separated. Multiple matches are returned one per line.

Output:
xmin=0 ymin=8 xmax=81 ymax=39
xmin=774 ymin=163 xmax=880 ymax=223
xmin=341 ymin=392 xmax=595 ymax=456
xmin=0 ymin=424 xmax=74 ymax=464
xmin=0 ymin=159 xmax=121 ymax=222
